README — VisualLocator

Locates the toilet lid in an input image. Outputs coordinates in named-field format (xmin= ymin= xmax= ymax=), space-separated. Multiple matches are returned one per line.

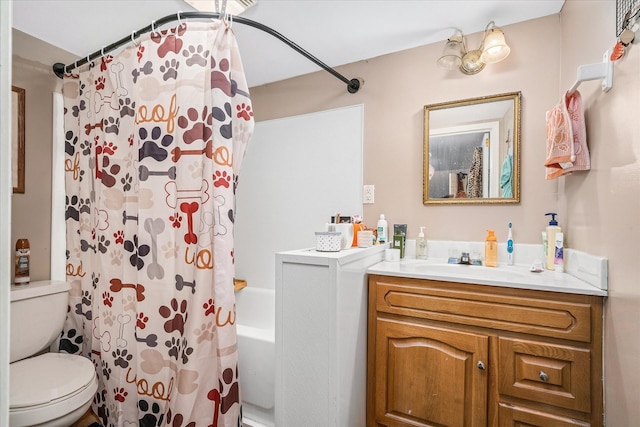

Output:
xmin=10 ymin=352 xmax=96 ymax=409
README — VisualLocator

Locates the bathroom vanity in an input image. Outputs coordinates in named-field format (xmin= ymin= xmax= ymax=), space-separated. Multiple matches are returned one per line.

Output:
xmin=366 ymin=260 xmax=606 ymax=427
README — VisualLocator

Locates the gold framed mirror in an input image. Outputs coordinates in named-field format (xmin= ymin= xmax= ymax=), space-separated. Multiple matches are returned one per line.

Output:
xmin=423 ymin=91 xmax=521 ymax=204
xmin=12 ymin=86 xmax=25 ymax=194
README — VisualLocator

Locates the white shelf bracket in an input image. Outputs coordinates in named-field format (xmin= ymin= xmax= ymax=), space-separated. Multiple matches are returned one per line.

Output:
xmin=568 ymin=51 xmax=614 ymax=94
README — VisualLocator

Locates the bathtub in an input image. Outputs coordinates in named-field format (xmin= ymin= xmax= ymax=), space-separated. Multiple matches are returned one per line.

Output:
xmin=235 ymin=287 xmax=275 ymax=427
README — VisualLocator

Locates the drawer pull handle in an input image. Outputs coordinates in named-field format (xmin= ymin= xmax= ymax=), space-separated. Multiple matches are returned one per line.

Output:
xmin=539 ymin=371 xmax=549 ymax=382
xmin=477 ymin=361 xmax=486 ymax=370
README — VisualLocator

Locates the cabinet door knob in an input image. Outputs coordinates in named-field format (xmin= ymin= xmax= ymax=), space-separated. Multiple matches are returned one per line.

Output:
xmin=539 ymin=371 xmax=549 ymax=382
xmin=477 ymin=361 xmax=486 ymax=370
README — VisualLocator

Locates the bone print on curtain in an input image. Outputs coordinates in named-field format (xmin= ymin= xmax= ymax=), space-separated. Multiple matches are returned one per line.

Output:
xmin=61 ymin=21 xmax=254 ymax=426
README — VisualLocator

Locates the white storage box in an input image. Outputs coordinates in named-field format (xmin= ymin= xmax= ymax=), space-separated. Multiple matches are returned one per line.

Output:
xmin=315 ymin=231 xmax=341 ymax=252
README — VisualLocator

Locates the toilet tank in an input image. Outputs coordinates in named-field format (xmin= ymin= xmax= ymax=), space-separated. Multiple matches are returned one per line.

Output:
xmin=10 ymin=280 xmax=71 ymax=363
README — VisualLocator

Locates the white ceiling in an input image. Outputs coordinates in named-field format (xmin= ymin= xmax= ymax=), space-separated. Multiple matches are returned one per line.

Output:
xmin=12 ymin=0 xmax=564 ymax=88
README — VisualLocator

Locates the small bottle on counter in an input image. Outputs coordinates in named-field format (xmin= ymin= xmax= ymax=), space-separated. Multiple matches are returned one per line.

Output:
xmin=416 ymin=226 xmax=427 ymax=260
xmin=554 ymin=232 xmax=564 ymax=273
xmin=377 ymin=214 xmax=388 ymax=244
xmin=392 ymin=230 xmax=405 ymax=259
xmin=15 ymin=238 xmax=30 ymax=285
xmin=545 ymin=213 xmax=561 ymax=270
xmin=484 ymin=230 xmax=498 ymax=267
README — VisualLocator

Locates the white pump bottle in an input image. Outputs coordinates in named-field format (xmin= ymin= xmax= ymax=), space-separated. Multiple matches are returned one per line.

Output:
xmin=545 ymin=213 xmax=561 ymax=270
xmin=416 ymin=227 xmax=427 ymax=259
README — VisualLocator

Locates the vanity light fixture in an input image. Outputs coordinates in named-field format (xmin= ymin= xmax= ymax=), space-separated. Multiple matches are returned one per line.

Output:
xmin=436 ymin=31 xmax=464 ymax=70
xmin=437 ymin=21 xmax=511 ymax=75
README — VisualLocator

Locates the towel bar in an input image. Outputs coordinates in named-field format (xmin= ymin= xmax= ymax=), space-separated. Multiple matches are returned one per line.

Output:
xmin=568 ymin=51 xmax=613 ymax=94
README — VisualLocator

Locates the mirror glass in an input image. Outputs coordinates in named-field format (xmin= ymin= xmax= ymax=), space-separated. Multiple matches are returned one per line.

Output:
xmin=423 ymin=92 xmax=521 ymax=204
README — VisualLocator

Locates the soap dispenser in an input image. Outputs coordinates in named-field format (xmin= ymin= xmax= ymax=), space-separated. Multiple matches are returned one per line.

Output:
xmin=545 ymin=213 xmax=561 ymax=270
xmin=416 ymin=227 xmax=427 ymax=260
xmin=485 ymin=230 xmax=498 ymax=267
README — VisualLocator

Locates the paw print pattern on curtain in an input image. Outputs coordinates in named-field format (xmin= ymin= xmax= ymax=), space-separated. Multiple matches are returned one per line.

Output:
xmin=61 ymin=21 xmax=254 ymax=427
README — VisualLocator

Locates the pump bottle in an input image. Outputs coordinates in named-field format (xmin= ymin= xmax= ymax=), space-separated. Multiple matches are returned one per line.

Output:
xmin=416 ymin=227 xmax=427 ymax=260
xmin=545 ymin=213 xmax=561 ymax=270
xmin=485 ymin=230 xmax=498 ymax=267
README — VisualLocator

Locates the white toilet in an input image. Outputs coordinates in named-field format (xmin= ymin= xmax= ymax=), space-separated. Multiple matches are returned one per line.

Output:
xmin=10 ymin=280 xmax=99 ymax=427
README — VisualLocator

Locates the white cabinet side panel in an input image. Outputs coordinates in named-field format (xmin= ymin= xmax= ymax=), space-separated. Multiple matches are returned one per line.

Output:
xmin=278 ymin=262 xmax=331 ymax=426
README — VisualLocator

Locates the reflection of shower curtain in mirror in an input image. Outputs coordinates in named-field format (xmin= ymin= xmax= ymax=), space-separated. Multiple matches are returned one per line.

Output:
xmin=60 ymin=21 xmax=254 ymax=426
xmin=467 ymin=146 xmax=483 ymax=198
xmin=430 ymin=132 xmax=485 ymax=198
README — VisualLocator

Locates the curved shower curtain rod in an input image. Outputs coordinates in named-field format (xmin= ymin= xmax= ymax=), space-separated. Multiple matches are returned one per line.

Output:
xmin=52 ymin=11 xmax=362 ymax=94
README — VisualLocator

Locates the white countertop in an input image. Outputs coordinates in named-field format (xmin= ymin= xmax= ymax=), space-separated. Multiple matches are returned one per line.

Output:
xmin=277 ymin=245 xmax=387 ymax=266
xmin=367 ymin=258 xmax=607 ymax=296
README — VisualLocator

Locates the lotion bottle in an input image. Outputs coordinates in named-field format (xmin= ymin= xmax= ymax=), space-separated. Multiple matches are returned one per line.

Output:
xmin=485 ymin=230 xmax=498 ymax=267
xmin=377 ymin=214 xmax=388 ymax=244
xmin=545 ymin=213 xmax=561 ymax=270
xmin=416 ymin=227 xmax=427 ymax=260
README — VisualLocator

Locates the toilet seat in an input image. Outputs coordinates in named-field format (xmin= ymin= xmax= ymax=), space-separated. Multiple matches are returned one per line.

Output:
xmin=10 ymin=352 xmax=98 ymax=427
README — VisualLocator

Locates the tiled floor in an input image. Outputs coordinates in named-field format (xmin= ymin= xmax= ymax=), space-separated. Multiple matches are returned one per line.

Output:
xmin=69 ymin=408 xmax=101 ymax=427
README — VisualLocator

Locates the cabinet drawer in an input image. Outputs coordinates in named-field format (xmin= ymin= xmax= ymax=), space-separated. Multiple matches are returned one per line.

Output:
xmin=499 ymin=337 xmax=591 ymax=413
xmin=499 ymin=403 xmax=590 ymax=426
xmin=373 ymin=277 xmax=594 ymax=342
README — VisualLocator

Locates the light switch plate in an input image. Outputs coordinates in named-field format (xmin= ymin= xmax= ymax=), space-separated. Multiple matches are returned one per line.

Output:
xmin=363 ymin=185 xmax=374 ymax=204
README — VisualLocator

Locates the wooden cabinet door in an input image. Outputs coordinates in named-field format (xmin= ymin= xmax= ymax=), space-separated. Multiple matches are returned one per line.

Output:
xmin=374 ymin=318 xmax=489 ymax=427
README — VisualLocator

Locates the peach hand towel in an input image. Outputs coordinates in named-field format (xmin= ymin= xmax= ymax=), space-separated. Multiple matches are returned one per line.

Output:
xmin=561 ymin=89 xmax=590 ymax=175
xmin=545 ymin=95 xmax=575 ymax=179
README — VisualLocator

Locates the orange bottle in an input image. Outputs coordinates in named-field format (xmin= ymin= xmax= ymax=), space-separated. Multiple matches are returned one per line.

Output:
xmin=484 ymin=230 xmax=498 ymax=267
xmin=352 ymin=223 xmax=365 ymax=247
xmin=15 ymin=238 xmax=30 ymax=284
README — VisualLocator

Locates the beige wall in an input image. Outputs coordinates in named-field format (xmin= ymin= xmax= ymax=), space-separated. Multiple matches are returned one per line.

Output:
xmin=250 ymin=3 xmax=639 ymax=424
xmin=560 ymin=1 xmax=640 ymax=425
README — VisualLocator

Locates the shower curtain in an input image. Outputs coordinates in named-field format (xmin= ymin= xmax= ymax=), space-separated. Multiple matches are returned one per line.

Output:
xmin=60 ymin=21 xmax=254 ymax=427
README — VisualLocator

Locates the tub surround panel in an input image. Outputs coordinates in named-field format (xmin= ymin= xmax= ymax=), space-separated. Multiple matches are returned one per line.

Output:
xmin=235 ymin=287 xmax=275 ymax=426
